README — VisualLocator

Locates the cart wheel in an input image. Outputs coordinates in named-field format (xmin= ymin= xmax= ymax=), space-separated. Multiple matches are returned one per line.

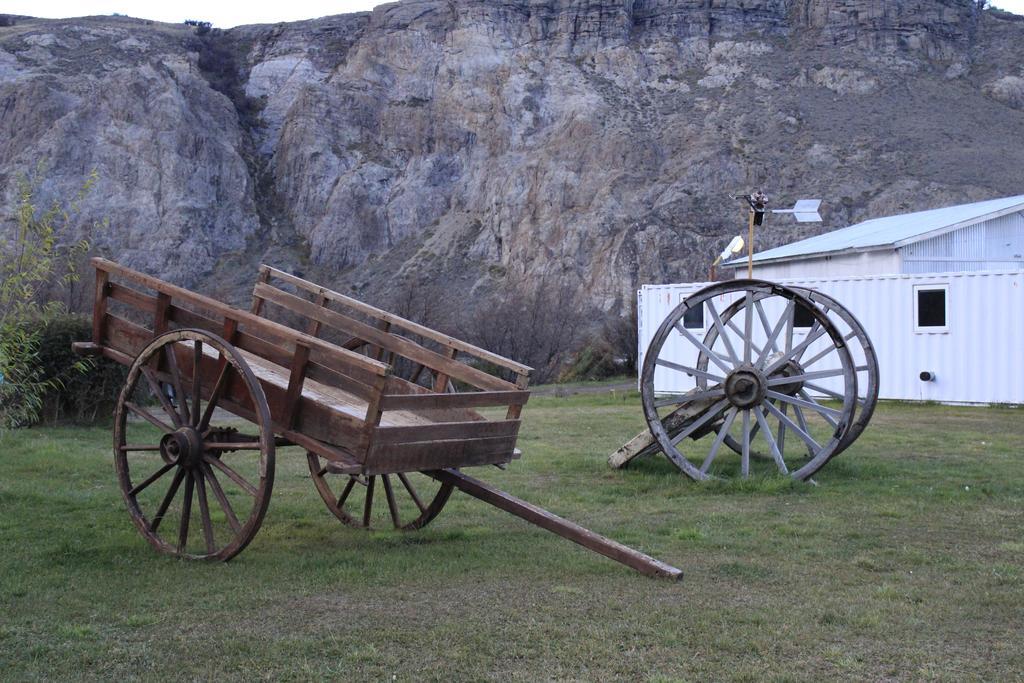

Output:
xmin=704 ymin=287 xmax=878 ymax=462
xmin=114 ymin=329 xmax=275 ymax=560
xmin=307 ymin=455 xmax=453 ymax=531
xmin=640 ymin=281 xmax=857 ymax=481
xmin=787 ymin=287 xmax=879 ymax=458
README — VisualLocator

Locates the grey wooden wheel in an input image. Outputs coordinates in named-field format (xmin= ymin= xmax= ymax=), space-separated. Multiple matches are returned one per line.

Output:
xmin=703 ymin=286 xmax=878 ymax=460
xmin=788 ymin=287 xmax=879 ymax=458
xmin=114 ymin=329 xmax=275 ymax=560
xmin=639 ymin=281 xmax=857 ymax=481
xmin=307 ymin=456 xmax=454 ymax=531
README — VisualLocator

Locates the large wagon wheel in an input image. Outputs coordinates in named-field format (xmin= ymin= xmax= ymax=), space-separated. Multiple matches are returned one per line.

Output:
xmin=308 ymin=357 xmax=456 ymax=531
xmin=787 ymin=287 xmax=879 ymax=458
xmin=307 ymin=457 xmax=454 ymax=531
xmin=702 ymin=286 xmax=878 ymax=460
xmin=114 ymin=329 xmax=275 ymax=560
xmin=640 ymin=281 xmax=856 ymax=481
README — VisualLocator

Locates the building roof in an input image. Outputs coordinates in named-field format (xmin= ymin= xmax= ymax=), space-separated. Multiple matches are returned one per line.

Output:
xmin=725 ymin=194 xmax=1024 ymax=266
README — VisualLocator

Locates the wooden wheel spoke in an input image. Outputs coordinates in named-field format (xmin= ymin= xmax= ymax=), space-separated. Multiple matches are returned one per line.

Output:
xmin=798 ymin=390 xmax=840 ymax=429
xmin=754 ymin=407 xmax=789 ymax=475
xmin=178 ymin=471 xmax=194 ymax=553
xmin=740 ymin=409 xmax=751 ymax=477
xmin=129 ymin=461 xmax=177 ymax=497
xmin=675 ymin=323 xmax=733 ymax=374
xmin=763 ymin=326 xmax=828 ymax=376
xmin=337 ymin=477 xmax=357 ymax=509
xmin=119 ymin=444 xmax=163 ymax=452
xmin=800 ymin=341 xmax=839 ymax=369
xmin=397 ymin=473 xmax=427 ymax=514
xmin=203 ymin=455 xmax=258 ymax=497
xmin=742 ymin=292 xmax=753 ymax=364
xmin=125 ymin=401 xmax=175 ymax=434
xmin=164 ymin=343 xmax=191 ymax=427
xmin=766 ymin=390 xmax=842 ymax=420
xmin=766 ymin=367 xmax=846 ymax=386
xmin=362 ymin=476 xmax=376 ymax=527
xmin=801 ymin=381 xmax=847 ymax=401
xmin=199 ymin=357 xmax=231 ymax=433
xmin=793 ymin=405 xmax=816 ymax=457
xmin=755 ymin=300 xmax=794 ymax=367
xmin=670 ymin=398 xmax=731 ymax=446
xmin=195 ymin=469 xmax=216 ymax=554
xmin=654 ymin=359 xmax=723 ymax=384
xmin=764 ymin=400 xmax=820 ymax=453
xmin=700 ymin=407 xmax=738 ymax=474
xmin=150 ymin=467 xmax=186 ymax=533
xmin=653 ymin=387 xmax=724 ymax=408
xmin=784 ymin=302 xmax=795 ymax=353
xmin=201 ymin=462 xmax=242 ymax=534
xmin=776 ymin=401 xmax=788 ymax=455
xmin=140 ymin=366 xmax=182 ymax=428
xmin=706 ymin=300 xmax=741 ymax=366
xmin=725 ymin=317 xmax=764 ymax=358
xmin=382 ymin=475 xmax=401 ymax=529
xmin=191 ymin=340 xmax=203 ymax=427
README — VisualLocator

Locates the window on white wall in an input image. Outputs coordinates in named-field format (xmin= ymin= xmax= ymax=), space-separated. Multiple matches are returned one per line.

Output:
xmin=914 ymin=285 xmax=948 ymax=333
xmin=793 ymin=302 xmax=816 ymax=328
xmin=682 ymin=303 xmax=704 ymax=329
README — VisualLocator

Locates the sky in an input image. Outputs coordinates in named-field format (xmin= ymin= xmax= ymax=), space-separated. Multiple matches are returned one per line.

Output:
xmin=3 ymin=0 xmax=1023 ymax=28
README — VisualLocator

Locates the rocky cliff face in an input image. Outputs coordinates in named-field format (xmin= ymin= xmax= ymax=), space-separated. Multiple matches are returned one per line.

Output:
xmin=1 ymin=1 xmax=1023 ymax=318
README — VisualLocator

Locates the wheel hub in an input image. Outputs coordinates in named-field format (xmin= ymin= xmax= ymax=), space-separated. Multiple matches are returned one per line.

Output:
xmin=160 ymin=428 xmax=204 ymax=468
xmin=724 ymin=365 xmax=766 ymax=409
xmin=768 ymin=358 xmax=805 ymax=396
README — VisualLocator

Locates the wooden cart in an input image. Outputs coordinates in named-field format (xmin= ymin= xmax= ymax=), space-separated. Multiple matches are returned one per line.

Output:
xmin=74 ymin=258 xmax=680 ymax=579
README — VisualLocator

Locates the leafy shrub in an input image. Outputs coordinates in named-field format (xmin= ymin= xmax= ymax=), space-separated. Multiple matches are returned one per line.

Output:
xmin=0 ymin=169 xmax=97 ymax=430
xmin=33 ymin=315 xmax=126 ymax=424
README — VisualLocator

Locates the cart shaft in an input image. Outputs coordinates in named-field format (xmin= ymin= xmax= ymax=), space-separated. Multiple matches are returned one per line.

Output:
xmin=428 ymin=469 xmax=683 ymax=580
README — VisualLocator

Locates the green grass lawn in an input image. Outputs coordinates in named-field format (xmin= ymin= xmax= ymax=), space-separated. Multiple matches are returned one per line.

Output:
xmin=1 ymin=392 xmax=1022 ymax=681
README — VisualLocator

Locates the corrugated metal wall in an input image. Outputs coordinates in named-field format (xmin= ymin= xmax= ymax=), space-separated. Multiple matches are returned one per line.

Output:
xmin=746 ymin=251 xmax=900 ymax=280
xmin=900 ymin=211 xmax=1024 ymax=273
xmin=639 ymin=270 xmax=1024 ymax=404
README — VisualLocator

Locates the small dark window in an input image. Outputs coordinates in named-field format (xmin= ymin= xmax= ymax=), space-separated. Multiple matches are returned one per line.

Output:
xmin=683 ymin=303 xmax=704 ymax=329
xmin=917 ymin=288 xmax=946 ymax=328
xmin=793 ymin=303 xmax=816 ymax=328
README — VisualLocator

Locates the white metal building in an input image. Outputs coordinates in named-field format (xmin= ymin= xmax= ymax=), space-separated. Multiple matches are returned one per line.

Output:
xmin=639 ymin=196 xmax=1024 ymax=404
xmin=727 ymin=194 xmax=1024 ymax=280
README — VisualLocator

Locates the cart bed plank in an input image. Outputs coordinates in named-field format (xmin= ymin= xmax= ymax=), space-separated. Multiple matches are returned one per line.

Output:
xmin=198 ymin=343 xmax=443 ymax=429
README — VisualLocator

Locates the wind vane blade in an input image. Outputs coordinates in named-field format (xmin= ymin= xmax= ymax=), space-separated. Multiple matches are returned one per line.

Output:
xmin=771 ymin=198 xmax=822 ymax=223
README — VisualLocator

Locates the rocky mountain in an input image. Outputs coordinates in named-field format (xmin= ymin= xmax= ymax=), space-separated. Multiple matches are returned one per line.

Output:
xmin=2 ymin=1 xmax=1023 ymax=322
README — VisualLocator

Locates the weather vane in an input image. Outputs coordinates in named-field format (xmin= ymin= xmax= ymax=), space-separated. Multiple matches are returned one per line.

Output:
xmin=729 ymin=192 xmax=823 ymax=278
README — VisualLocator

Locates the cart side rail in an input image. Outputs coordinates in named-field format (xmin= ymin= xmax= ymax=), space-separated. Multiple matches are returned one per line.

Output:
xmin=250 ymin=266 xmax=532 ymax=471
xmin=250 ymin=273 xmax=532 ymax=397
xmin=89 ymin=258 xmax=390 ymax=382
xmin=83 ymin=258 xmax=389 ymax=464
xmin=253 ymin=265 xmax=533 ymax=380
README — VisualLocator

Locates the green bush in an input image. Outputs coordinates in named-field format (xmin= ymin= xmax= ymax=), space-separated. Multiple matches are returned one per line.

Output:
xmin=33 ymin=315 xmax=126 ymax=424
xmin=0 ymin=167 xmax=99 ymax=430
